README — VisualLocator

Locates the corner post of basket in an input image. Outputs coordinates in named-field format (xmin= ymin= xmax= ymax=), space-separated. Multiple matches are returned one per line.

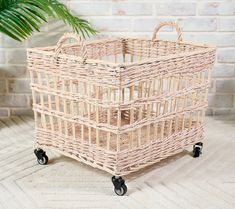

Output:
xmin=116 ymin=64 xmax=126 ymax=154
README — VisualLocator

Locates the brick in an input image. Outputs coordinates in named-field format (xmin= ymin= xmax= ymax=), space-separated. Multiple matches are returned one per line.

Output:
xmin=216 ymin=34 xmax=235 ymax=47
xmin=0 ymin=95 xmax=28 ymax=107
xmin=156 ymin=3 xmax=196 ymax=16
xmin=193 ymin=33 xmax=235 ymax=47
xmin=6 ymin=49 xmax=26 ymax=64
xmin=91 ymin=18 xmax=131 ymax=32
xmin=190 ymin=33 xmax=216 ymax=46
xmin=11 ymin=108 xmax=33 ymax=116
xmin=218 ymin=18 xmax=235 ymax=31
xmin=0 ymin=79 xmax=6 ymax=93
xmin=0 ymin=49 xmax=6 ymax=64
xmin=8 ymin=79 xmax=31 ymax=93
xmin=208 ymin=94 xmax=233 ymax=108
xmin=217 ymin=48 xmax=235 ymax=63
xmin=0 ymin=68 xmax=4 ymax=77
xmin=216 ymin=80 xmax=235 ymax=93
xmin=0 ymin=108 xmax=9 ymax=117
xmin=70 ymin=2 xmax=111 ymax=16
xmin=212 ymin=64 xmax=235 ymax=78
xmin=46 ymin=21 xmax=71 ymax=33
xmin=198 ymin=1 xmax=235 ymax=16
xmin=209 ymin=80 xmax=215 ymax=93
xmin=0 ymin=65 xmax=27 ymax=78
xmin=205 ymin=108 xmax=213 ymax=116
xmin=213 ymin=108 xmax=235 ymax=115
xmin=1 ymin=34 xmax=26 ymax=48
xmin=59 ymin=0 xmax=69 ymax=5
xmin=27 ymin=32 xmax=64 ymax=47
xmin=198 ymin=2 xmax=219 ymax=15
xmin=133 ymin=18 xmax=174 ymax=32
xmin=178 ymin=18 xmax=217 ymax=32
xmin=112 ymin=2 xmax=152 ymax=15
xmin=0 ymin=34 xmax=2 ymax=46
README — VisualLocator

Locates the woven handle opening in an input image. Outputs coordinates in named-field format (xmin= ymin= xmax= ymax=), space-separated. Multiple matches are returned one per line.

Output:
xmin=55 ymin=33 xmax=87 ymax=63
xmin=152 ymin=22 xmax=183 ymax=42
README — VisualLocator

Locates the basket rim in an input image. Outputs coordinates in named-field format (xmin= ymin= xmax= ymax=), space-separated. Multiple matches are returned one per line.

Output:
xmin=27 ymin=37 xmax=216 ymax=68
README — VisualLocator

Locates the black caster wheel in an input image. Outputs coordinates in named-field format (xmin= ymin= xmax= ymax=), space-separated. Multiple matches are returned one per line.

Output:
xmin=112 ymin=176 xmax=127 ymax=196
xmin=34 ymin=148 xmax=48 ymax=165
xmin=193 ymin=142 xmax=203 ymax=158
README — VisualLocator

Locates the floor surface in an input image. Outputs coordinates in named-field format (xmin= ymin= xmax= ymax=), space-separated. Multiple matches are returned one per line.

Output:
xmin=0 ymin=116 xmax=234 ymax=209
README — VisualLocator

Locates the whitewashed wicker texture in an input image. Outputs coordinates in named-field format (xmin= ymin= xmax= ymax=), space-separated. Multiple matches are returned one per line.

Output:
xmin=27 ymin=22 xmax=216 ymax=176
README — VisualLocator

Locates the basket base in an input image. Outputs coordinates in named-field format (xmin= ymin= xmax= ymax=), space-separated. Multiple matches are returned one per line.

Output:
xmin=35 ymin=125 xmax=204 ymax=176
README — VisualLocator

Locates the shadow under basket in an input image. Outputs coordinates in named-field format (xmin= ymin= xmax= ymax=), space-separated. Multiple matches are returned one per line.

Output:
xmin=28 ymin=22 xmax=216 ymax=195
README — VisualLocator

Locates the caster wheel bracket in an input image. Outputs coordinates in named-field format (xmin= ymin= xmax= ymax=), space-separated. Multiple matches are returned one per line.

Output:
xmin=34 ymin=149 xmax=46 ymax=159
xmin=111 ymin=176 xmax=127 ymax=196
xmin=34 ymin=149 xmax=48 ymax=165
xmin=193 ymin=142 xmax=203 ymax=158
xmin=112 ymin=176 xmax=125 ymax=190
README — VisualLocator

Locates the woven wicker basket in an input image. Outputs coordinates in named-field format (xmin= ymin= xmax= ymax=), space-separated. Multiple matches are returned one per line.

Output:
xmin=28 ymin=22 xmax=216 ymax=177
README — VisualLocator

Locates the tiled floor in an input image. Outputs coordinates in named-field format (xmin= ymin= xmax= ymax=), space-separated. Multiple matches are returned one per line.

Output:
xmin=0 ymin=116 xmax=234 ymax=209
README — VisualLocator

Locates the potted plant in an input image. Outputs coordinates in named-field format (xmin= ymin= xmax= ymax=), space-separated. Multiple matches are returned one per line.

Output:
xmin=0 ymin=0 xmax=96 ymax=117
xmin=0 ymin=0 xmax=96 ymax=41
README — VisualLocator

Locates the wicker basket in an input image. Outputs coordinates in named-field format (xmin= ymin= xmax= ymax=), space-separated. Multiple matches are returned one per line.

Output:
xmin=28 ymin=22 xmax=216 ymax=178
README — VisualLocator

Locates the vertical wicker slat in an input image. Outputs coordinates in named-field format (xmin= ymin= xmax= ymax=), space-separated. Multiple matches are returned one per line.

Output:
xmin=28 ymin=22 xmax=216 ymax=176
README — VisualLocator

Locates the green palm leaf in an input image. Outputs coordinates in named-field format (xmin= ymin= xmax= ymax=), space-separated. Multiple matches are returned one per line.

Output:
xmin=0 ymin=0 xmax=97 ymax=41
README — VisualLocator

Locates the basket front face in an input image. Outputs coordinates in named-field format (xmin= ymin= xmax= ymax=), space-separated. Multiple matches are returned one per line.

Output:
xmin=27 ymin=40 xmax=126 ymax=175
xmin=28 ymin=37 xmax=216 ymax=176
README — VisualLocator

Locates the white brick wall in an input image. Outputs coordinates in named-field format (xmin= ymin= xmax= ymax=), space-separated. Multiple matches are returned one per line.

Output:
xmin=0 ymin=0 xmax=235 ymax=117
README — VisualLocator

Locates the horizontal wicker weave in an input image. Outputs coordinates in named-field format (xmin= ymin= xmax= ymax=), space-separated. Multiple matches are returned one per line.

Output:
xmin=27 ymin=22 xmax=216 ymax=176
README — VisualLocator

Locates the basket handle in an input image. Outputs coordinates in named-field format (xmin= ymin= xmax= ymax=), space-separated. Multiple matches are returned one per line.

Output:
xmin=152 ymin=21 xmax=182 ymax=42
xmin=54 ymin=33 xmax=87 ymax=63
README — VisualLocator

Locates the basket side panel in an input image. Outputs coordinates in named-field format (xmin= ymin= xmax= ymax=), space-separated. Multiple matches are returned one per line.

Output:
xmin=113 ymin=48 xmax=216 ymax=175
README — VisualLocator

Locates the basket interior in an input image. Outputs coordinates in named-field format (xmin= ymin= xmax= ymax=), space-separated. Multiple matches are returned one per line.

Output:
xmin=57 ymin=37 xmax=207 ymax=64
